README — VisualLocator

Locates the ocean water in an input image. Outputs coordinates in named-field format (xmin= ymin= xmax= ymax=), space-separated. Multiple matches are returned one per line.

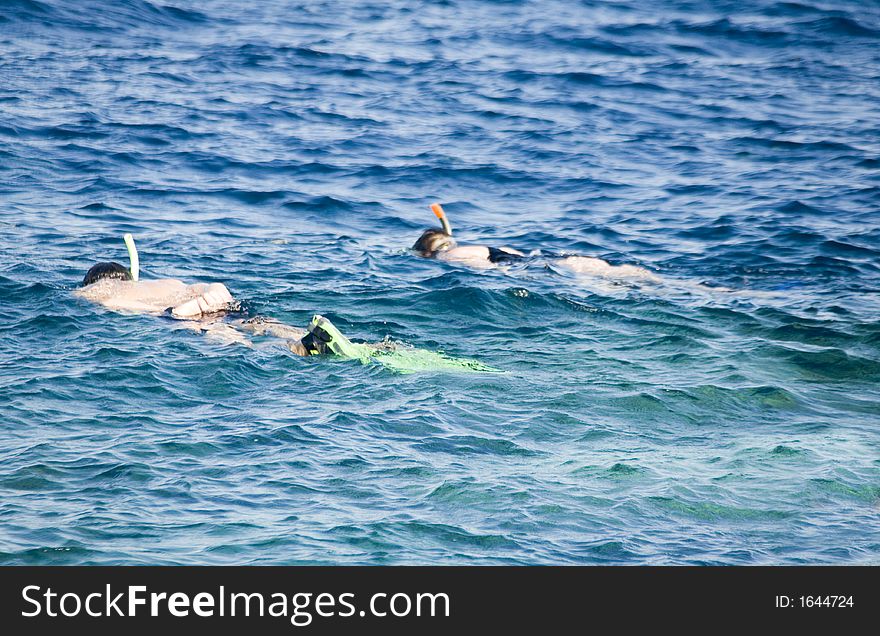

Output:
xmin=1 ymin=0 xmax=878 ymax=565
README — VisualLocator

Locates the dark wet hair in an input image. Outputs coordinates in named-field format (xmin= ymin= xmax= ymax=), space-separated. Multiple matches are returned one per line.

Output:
xmin=412 ymin=229 xmax=455 ymax=257
xmin=82 ymin=261 xmax=132 ymax=286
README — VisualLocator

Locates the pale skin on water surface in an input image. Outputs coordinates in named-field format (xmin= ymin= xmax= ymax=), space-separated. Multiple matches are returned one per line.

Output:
xmin=76 ymin=278 xmax=233 ymax=317
xmin=76 ymin=278 xmax=311 ymax=354
xmin=415 ymin=206 xmax=661 ymax=281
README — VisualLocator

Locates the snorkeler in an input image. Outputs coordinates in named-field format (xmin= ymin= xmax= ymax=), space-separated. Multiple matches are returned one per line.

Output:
xmin=76 ymin=234 xmax=496 ymax=374
xmin=77 ymin=234 xmax=358 ymax=357
xmin=412 ymin=203 xmax=661 ymax=281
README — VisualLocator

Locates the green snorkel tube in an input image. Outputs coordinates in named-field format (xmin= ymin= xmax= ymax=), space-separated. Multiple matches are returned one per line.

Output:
xmin=123 ymin=233 xmax=139 ymax=282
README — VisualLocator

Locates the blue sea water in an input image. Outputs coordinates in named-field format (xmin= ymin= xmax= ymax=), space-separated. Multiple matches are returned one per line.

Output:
xmin=1 ymin=0 xmax=879 ymax=565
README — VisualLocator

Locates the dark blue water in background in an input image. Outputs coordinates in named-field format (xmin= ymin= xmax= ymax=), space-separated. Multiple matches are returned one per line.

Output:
xmin=1 ymin=0 xmax=878 ymax=564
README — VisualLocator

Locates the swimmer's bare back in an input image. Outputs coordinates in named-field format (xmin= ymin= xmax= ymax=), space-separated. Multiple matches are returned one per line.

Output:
xmin=77 ymin=235 xmax=333 ymax=356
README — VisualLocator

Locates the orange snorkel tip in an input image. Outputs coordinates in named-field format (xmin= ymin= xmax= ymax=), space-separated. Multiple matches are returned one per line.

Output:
xmin=431 ymin=203 xmax=452 ymax=235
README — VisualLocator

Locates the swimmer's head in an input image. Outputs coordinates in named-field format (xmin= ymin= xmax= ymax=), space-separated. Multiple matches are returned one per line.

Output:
xmin=412 ymin=229 xmax=456 ymax=257
xmin=81 ymin=261 xmax=133 ymax=287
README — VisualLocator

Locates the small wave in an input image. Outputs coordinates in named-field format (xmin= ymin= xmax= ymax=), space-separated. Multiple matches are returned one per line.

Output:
xmin=731 ymin=136 xmax=857 ymax=154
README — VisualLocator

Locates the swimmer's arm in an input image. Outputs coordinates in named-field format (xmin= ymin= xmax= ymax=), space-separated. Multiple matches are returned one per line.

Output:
xmin=288 ymin=340 xmax=309 ymax=356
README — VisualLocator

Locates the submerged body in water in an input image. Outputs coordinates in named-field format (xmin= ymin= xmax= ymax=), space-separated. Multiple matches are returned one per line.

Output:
xmin=76 ymin=247 xmax=498 ymax=373
xmin=412 ymin=204 xmax=661 ymax=283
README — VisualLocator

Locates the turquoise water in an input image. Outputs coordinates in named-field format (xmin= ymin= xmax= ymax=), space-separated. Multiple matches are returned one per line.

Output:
xmin=1 ymin=0 xmax=879 ymax=564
